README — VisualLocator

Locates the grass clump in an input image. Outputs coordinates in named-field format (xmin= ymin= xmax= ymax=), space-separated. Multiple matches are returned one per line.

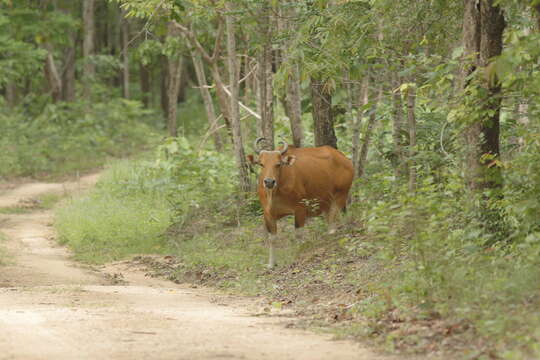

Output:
xmin=55 ymin=160 xmax=172 ymax=264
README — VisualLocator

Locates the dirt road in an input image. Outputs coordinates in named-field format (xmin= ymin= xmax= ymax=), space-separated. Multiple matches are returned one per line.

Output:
xmin=0 ymin=175 xmax=394 ymax=360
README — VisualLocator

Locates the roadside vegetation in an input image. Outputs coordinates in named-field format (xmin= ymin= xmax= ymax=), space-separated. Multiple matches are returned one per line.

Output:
xmin=55 ymin=132 xmax=540 ymax=359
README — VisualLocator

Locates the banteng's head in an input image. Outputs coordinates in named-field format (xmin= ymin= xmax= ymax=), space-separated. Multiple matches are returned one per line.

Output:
xmin=247 ymin=137 xmax=296 ymax=190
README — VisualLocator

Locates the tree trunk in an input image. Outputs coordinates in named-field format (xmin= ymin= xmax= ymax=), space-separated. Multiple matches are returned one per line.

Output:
xmin=351 ymin=77 xmax=368 ymax=175
xmin=44 ymin=48 xmax=63 ymax=103
xmin=286 ymin=66 xmax=303 ymax=147
xmin=83 ymin=0 xmax=95 ymax=98
xmin=177 ymin=60 xmax=189 ymax=103
xmin=160 ymin=55 xmax=169 ymax=119
xmin=167 ymin=55 xmax=184 ymax=137
xmin=392 ymin=74 xmax=406 ymax=178
xmin=406 ymin=86 xmax=417 ymax=192
xmin=121 ymin=11 xmax=130 ymax=99
xmin=191 ymin=49 xmax=223 ymax=151
xmin=353 ymin=80 xmax=372 ymax=178
xmin=310 ymin=77 xmax=337 ymax=149
xmin=257 ymin=50 xmax=273 ymax=150
xmin=139 ymin=63 xmax=150 ymax=108
xmin=462 ymin=0 xmax=505 ymax=192
xmin=280 ymin=1 xmax=303 ymax=147
xmin=107 ymin=1 xmax=119 ymax=57
xmin=62 ymin=34 xmax=77 ymax=102
xmin=225 ymin=4 xmax=251 ymax=194
xmin=257 ymin=4 xmax=274 ymax=150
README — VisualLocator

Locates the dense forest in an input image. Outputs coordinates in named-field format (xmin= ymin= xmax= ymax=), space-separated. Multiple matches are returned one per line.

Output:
xmin=2 ymin=0 xmax=540 ymax=358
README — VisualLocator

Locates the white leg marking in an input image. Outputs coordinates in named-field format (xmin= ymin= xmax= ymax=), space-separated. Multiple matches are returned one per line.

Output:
xmin=327 ymin=202 xmax=339 ymax=234
xmin=267 ymin=234 xmax=276 ymax=269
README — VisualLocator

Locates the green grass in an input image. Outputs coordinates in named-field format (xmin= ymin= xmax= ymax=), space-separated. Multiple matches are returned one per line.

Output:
xmin=55 ymin=160 xmax=172 ymax=264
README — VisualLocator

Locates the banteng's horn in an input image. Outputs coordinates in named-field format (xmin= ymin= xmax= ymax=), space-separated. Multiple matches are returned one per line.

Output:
xmin=254 ymin=137 xmax=266 ymax=154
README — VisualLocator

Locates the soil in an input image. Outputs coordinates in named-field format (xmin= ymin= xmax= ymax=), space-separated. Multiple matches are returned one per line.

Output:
xmin=0 ymin=174 xmax=400 ymax=360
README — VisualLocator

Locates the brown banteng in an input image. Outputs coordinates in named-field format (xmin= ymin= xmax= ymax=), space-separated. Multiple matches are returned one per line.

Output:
xmin=247 ymin=138 xmax=354 ymax=268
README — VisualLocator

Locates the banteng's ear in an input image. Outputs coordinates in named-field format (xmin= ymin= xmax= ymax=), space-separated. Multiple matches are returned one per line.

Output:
xmin=247 ymin=154 xmax=259 ymax=165
xmin=281 ymin=155 xmax=296 ymax=166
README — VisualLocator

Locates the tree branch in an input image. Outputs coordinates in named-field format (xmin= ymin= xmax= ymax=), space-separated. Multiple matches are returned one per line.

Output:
xmin=211 ymin=17 xmax=224 ymax=63
xmin=172 ymin=20 xmax=213 ymax=64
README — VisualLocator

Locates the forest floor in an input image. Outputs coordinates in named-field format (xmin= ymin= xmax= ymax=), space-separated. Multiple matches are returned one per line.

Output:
xmin=0 ymin=174 xmax=410 ymax=360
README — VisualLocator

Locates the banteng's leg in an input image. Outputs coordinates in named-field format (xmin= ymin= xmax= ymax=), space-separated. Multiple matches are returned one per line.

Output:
xmin=294 ymin=207 xmax=307 ymax=241
xmin=326 ymin=201 xmax=341 ymax=234
xmin=263 ymin=214 xmax=278 ymax=268
xmin=326 ymin=193 xmax=349 ymax=234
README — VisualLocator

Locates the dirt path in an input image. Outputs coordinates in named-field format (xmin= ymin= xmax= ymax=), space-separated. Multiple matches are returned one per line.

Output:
xmin=0 ymin=175 xmax=396 ymax=360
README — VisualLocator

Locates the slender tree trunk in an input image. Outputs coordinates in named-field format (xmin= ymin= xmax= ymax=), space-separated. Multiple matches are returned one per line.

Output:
xmin=257 ymin=48 xmax=274 ymax=149
xmin=225 ymin=4 xmax=251 ymax=194
xmin=287 ymin=66 xmax=303 ymax=147
xmin=257 ymin=3 xmax=274 ymax=150
xmin=351 ymin=77 xmax=368 ymax=175
xmin=44 ymin=48 xmax=63 ymax=103
xmin=392 ymin=74 xmax=406 ymax=178
xmin=177 ymin=58 xmax=189 ymax=103
xmin=58 ymin=0 xmax=77 ymax=103
xmin=83 ymin=0 xmax=96 ymax=98
xmin=167 ymin=55 xmax=184 ymax=137
xmin=140 ymin=63 xmax=150 ymax=108
xmin=358 ymin=85 xmax=382 ymax=179
xmin=310 ymin=77 xmax=337 ymax=148
xmin=280 ymin=1 xmax=303 ymax=147
xmin=62 ymin=34 xmax=77 ymax=102
xmin=254 ymin=61 xmax=262 ymax=138
xmin=191 ymin=49 xmax=223 ymax=151
xmin=517 ymin=28 xmax=530 ymax=126
xmin=406 ymin=86 xmax=417 ymax=192
xmin=462 ymin=0 xmax=482 ymax=189
xmin=121 ymin=11 xmax=130 ymax=99
xmin=160 ymin=55 xmax=169 ymax=119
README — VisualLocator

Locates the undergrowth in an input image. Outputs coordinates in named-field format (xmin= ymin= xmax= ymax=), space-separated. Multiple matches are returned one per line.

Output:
xmin=54 ymin=136 xmax=540 ymax=359
xmin=0 ymin=98 xmax=159 ymax=180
